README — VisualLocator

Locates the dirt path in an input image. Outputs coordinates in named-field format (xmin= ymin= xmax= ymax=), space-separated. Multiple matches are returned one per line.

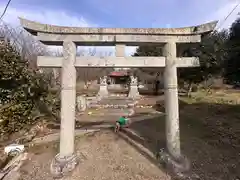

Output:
xmin=20 ymin=130 xmax=170 ymax=180
xmin=18 ymin=91 xmax=240 ymax=180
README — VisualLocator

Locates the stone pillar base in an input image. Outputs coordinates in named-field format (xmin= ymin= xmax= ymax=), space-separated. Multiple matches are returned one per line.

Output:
xmin=76 ymin=95 xmax=87 ymax=112
xmin=156 ymin=148 xmax=191 ymax=179
xmin=50 ymin=153 xmax=79 ymax=178
xmin=128 ymin=86 xmax=140 ymax=99
xmin=98 ymin=86 xmax=108 ymax=100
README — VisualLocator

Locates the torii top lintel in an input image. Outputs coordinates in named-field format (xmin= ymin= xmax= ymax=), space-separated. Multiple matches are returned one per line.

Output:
xmin=19 ymin=17 xmax=218 ymax=36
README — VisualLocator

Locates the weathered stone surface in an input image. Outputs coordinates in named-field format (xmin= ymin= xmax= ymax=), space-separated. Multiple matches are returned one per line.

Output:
xmin=37 ymin=56 xmax=200 ymax=68
xmin=59 ymin=41 xmax=77 ymax=158
xmin=36 ymin=33 xmax=201 ymax=45
xmin=176 ymin=57 xmax=200 ymax=67
xmin=115 ymin=44 xmax=125 ymax=56
xmin=163 ymin=42 xmax=181 ymax=159
xmin=19 ymin=17 xmax=217 ymax=35
xmin=50 ymin=153 xmax=78 ymax=178
xmin=157 ymin=148 xmax=192 ymax=179
xmin=38 ymin=56 xmax=166 ymax=67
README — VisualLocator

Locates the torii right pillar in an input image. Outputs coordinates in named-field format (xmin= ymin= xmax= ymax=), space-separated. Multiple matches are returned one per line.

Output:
xmin=163 ymin=42 xmax=181 ymax=160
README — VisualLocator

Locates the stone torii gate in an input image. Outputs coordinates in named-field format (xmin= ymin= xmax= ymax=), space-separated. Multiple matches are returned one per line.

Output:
xmin=19 ymin=18 xmax=217 ymax=175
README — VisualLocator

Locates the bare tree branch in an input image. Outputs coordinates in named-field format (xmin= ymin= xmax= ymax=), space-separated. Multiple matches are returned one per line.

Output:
xmin=0 ymin=21 xmax=114 ymax=89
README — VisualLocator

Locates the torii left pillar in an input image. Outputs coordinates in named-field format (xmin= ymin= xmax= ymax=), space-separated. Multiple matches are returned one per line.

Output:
xmin=50 ymin=41 xmax=78 ymax=176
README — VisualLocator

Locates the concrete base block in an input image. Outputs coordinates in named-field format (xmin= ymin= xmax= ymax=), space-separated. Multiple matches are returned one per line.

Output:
xmin=98 ymin=86 xmax=108 ymax=99
xmin=128 ymin=86 xmax=140 ymax=99
xmin=50 ymin=153 xmax=79 ymax=178
xmin=76 ymin=95 xmax=87 ymax=112
xmin=157 ymin=148 xmax=194 ymax=179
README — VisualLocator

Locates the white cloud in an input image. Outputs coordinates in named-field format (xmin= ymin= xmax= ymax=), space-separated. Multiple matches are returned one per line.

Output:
xmin=204 ymin=0 xmax=240 ymax=30
xmin=0 ymin=3 xmax=137 ymax=55
xmin=0 ymin=4 xmax=93 ymax=27
xmin=4 ymin=0 xmax=238 ymax=57
xmin=0 ymin=4 xmax=121 ymax=55
xmin=126 ymin=46 xmax=137 ymax=56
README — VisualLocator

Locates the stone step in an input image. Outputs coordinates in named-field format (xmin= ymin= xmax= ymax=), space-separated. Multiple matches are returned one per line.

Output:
xmin=108 ymin=94 xmax=128 ymax=97
xmin=86 ymin=96 xmax=133 ymax=100
xmin=98 ymin=99 xmax=133 ymax=104
xmin=101 ymin=96 xmax=134 ymax=100
xmin=86 ymin=96 xmax=135 ymax=103
xmin=88 ymin=104 xmax=132 ymax=109
xmin=88 ymin=98 xmax=136 ymax=108
xmin=87 ymin=112 xmax=130 ymax=116
xmin=87 ymin=108 xmax=132 ymax=116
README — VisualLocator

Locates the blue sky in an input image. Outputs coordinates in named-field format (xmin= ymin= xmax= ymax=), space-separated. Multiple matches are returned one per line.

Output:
xmin=1 ymin=0 xmax=239 ymax=28
xmin=0 ymin=0 xmax=239 ymax=55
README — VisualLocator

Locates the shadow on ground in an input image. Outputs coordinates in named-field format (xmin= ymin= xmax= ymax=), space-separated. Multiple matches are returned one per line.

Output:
xmin=46 ymin=112 xmax=153 ymax=130
xmin=47 ymin=121 xmax=112 ymax=130
xmin=46 ymin=97 xmax=240 ymax=180
xmin=120 ymin=99 xmax=240 ymax=180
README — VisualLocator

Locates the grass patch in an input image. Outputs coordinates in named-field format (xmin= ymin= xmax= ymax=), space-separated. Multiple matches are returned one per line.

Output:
xmin=131 ymin=89 xmax=240 ymax=179
xmin=182 ymin=89 xmax=240 ymax=105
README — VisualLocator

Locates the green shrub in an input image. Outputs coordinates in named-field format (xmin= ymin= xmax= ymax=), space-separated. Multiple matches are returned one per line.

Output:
xmin=0 ymin=41 xmax=59 ymax=135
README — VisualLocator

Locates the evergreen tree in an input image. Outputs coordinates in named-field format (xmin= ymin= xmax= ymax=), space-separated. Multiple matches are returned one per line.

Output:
xmin=224 ymin=18 xmax=240 ymax=84
xmin=133 ymin=30 xmax=228 ymax=93
xmin=0 ymin=41 xmax=48 ymax=135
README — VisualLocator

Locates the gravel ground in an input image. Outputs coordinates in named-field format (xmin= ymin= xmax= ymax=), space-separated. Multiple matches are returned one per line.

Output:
xmin=19 ymin=130 xmax=170 ymax=180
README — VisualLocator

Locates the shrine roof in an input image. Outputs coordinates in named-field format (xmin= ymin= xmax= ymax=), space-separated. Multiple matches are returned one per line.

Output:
xmin=109 ymin=71 xmax=129 ymax=77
